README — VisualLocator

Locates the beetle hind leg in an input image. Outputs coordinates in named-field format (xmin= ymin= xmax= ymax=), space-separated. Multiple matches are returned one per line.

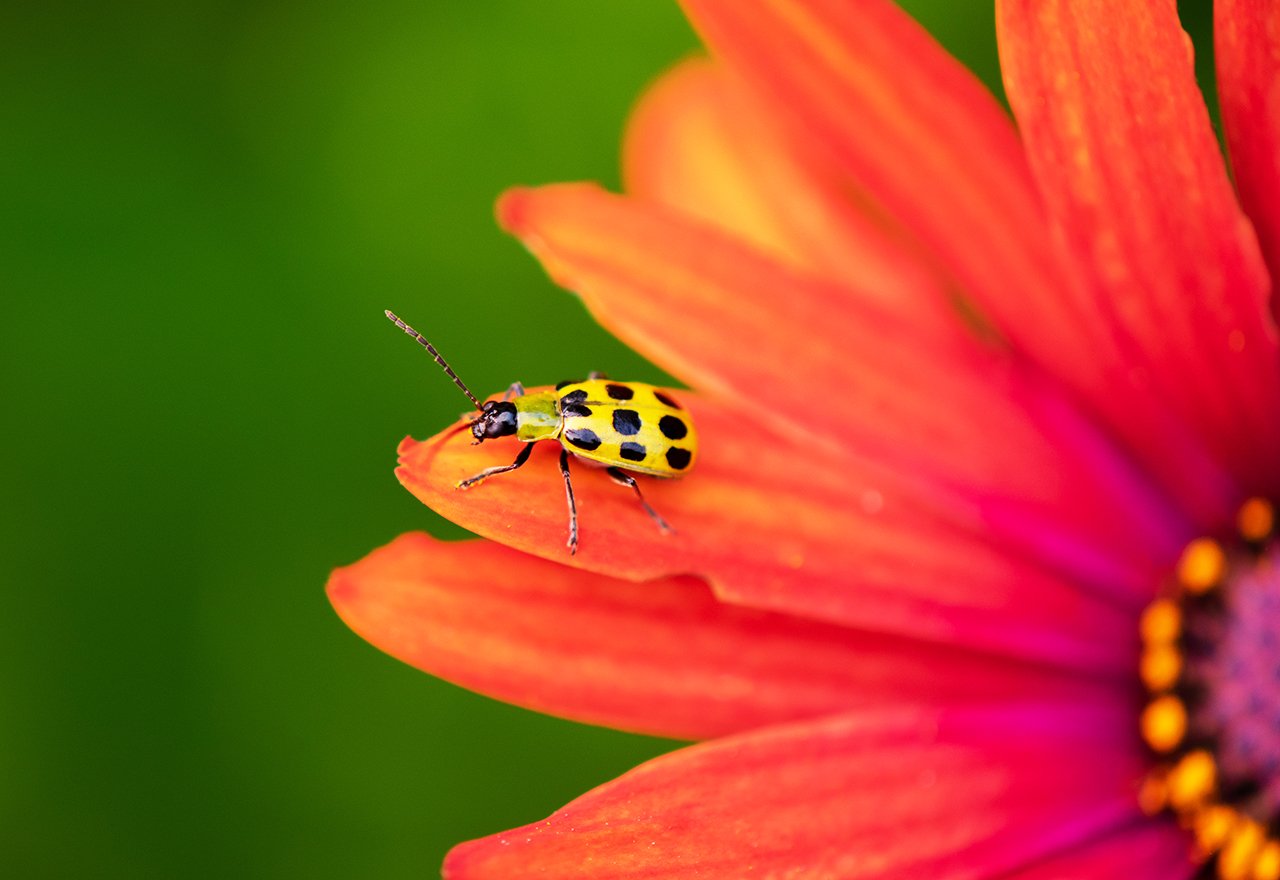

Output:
xmin=606 ymin=467 xmax=673 ymax=535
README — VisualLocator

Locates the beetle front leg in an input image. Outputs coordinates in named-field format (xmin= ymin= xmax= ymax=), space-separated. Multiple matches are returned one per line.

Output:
xmin=457 ymin=443 xmax=533 ymax=489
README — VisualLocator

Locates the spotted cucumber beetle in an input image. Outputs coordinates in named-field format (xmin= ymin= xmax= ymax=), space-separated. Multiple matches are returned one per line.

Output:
xmin=386 ymin=310 xmax=697 ymax=554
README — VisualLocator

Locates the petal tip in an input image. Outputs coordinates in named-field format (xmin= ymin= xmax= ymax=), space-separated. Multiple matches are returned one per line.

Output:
xmin=325 ymin=567 xmax=359 ymax=615
xmin=396 ymin=434 xmax=421 ymax=457
xmin=442 ymin=837 xmax=500 ymax=880
xmin=494 ymin=186 xmax=535 ymax=235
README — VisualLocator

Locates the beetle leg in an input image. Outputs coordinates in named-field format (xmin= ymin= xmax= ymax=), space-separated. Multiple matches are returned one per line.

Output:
xmin=586 ymin=371 xmax=609 ymax=381
xmin=457 ymin=443 xmax=533 ymax=490
xmin=559 ymin=449 xmax=579 ymax=555
xmin=606 ymin=467 xmax=673 ymax=535
xmin=502 ymin=381 xmax=526 ymax=401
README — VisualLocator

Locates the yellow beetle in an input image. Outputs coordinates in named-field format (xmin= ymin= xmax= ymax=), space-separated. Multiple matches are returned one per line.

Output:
xmin=387 ymin=311 xmax=697 ymax=554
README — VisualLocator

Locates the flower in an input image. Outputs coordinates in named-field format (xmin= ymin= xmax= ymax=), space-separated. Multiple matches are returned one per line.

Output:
xmin=327 ymin=0 xmax=1280 ymax=877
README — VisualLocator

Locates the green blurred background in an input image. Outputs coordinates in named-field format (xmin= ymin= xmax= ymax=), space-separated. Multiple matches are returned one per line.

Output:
xmin=1 ymin=1 xmax=1214 ymax=876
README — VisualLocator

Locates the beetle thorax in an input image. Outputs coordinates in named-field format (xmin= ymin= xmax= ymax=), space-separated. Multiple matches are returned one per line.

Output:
xmin=514 ymin=392 xmax=561 ymax=442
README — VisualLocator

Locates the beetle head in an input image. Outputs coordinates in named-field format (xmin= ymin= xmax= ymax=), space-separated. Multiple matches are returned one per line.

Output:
xmin=471 ymin=400 xmax=518 ymax=443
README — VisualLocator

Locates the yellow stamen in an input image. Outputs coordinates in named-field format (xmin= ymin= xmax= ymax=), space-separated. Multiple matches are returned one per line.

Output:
xmin=1178 ymin=538 xmax=1227 ymax=595
xmin=1167 ymin=749 xmax=1217 ymax=810
xmin=1139 ymin=507 xmax=1280 ymax=872
xmin=1238 ymin=498 xmax=1275 ymax=543
xmin=1140 ymin=642 xmax=1183 ymax=692
xmin=1254 ymin=841 xmax=1280 ymax=880
xmin=1140 ymin=597 xmax=1182 ymax=644
xmin=1220 ymin=819 xmax=1267 ymax=880
xmin=1194 ymin=804 xmax=1238 ymax=856
xmin=1142 ymin=695 xmax=1188 ymax=753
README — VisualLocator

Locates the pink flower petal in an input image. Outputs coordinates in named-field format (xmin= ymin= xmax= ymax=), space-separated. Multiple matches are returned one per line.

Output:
xmin=444 ymin=704 xmax=1144 ymax=880
xmin=397 ymin=393 xmax=1139 ymax=675
xmin=328 ymin=533 xmax=1119 ymax=740
xmin=997 ymin=0 xmax=1280 ymax=518
xmin=1001 ymin=820 xmax=1193 ymax=880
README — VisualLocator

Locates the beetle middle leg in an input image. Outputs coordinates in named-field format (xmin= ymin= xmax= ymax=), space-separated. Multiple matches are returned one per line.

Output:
xmin=606 ymin=467 xmax=673 ymax=534
xmin=502 ymin=381 xmax=526 ymax=401
xmin=457 ymin=443 xmax=533 ymax=490
xmin=559 ymin=449 xmax=579 ymax=555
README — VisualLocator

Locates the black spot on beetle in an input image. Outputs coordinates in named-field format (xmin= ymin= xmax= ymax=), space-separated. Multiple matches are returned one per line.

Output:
xmin=555 ymin=380 xmax=574 ymax=391
xmin=560 ymin=389 xmax=588 ymax=405
xmin=619 ymin=442 xmax=647 ymax=462
xmin=605 ymin=383 xmax=634 ymax=401
xmin=562 ymin=403 xmax=593 ymax=418
xmin=612 ymin=409 xmax=641 ymax=435
xmin=665 ymin=447 xmax=692 ymax=470
xmin=565 ymin=428 xmax=602 ymax=452
xmin=658 ymin=415 xmax=687 ymax=440
xmin=653 ymin=391 xmax=681 ymax=409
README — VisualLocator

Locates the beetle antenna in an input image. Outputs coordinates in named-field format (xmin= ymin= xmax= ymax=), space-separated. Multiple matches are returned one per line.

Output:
xmin=385 ymin=310 xmax=483 ymax=410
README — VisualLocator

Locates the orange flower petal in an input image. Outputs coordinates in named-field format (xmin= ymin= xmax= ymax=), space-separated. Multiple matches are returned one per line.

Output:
xmin=327 ymin=533 xmax=1118 ymax=740
xmin=498 ymin=182 xmax=963 ymax=404
xmin=497 ymin=183 xmax=1184 ymax=590
xmin=622 ymin=56 xmax=954 ymax=337
xmin=997 ymin=0 xmax=1280 ymax=512
xmin=1218 ymin=0 xmax=1280 ymax=306
xmin=396 ymin=392 xmax=1139 ymax=675
xmin=1001 ymin=820 xmax=1194 ymax=880
xmin=444 ymin=705 xmax=1143 ymax=880
xmin=676 ymin=0 xmax=1110 ymax=392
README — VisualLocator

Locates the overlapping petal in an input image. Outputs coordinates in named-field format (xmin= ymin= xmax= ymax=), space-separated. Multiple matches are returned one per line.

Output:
xmin=622 ymin=57 xmax=954 ymax=337
xmin=497 ymin=183 xmax=1185 ymax=594
xmin=997 ymin=0 xmax=1280 ymax=517
xmin=676 ymin=0 xmax=1116 ymax=398
xmin=328 ymin=533 xmax=1119 ymax=740
xmin=674 ymin=0 xmax=1280 ymax=530
xmin=444 ymin=705 xmax=1143 ymax=880
xmin=1217 ymin=0 xmax=1280 ymax=306
xmin=397 ymin=393 xmax=1141 ymax=675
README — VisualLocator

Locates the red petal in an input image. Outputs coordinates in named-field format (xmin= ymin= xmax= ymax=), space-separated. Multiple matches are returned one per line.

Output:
xmin=1002 ymin=820 xmax=1193 ymax=880
xmin=1218 ymin=0 xmax=1280 ymax=310
xmin=997 ymin=0 xmax=1280 ymax=512
xmin=328 ymin=533 xmax=1117 ymax=740
xmin=444 ymin=705 xmax=1144 ymax=880
xmin=498 ymin=183 xmax=1185 ymax=593
xmin=397 ymin=393 xmax=1139 ymax=675
xmin=622 ymin=56 xmax=954 ymax=338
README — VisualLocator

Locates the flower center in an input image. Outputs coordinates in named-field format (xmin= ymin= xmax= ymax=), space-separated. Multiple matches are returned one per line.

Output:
xmin=1139 ymin=499 xmax=1280 ymax=880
